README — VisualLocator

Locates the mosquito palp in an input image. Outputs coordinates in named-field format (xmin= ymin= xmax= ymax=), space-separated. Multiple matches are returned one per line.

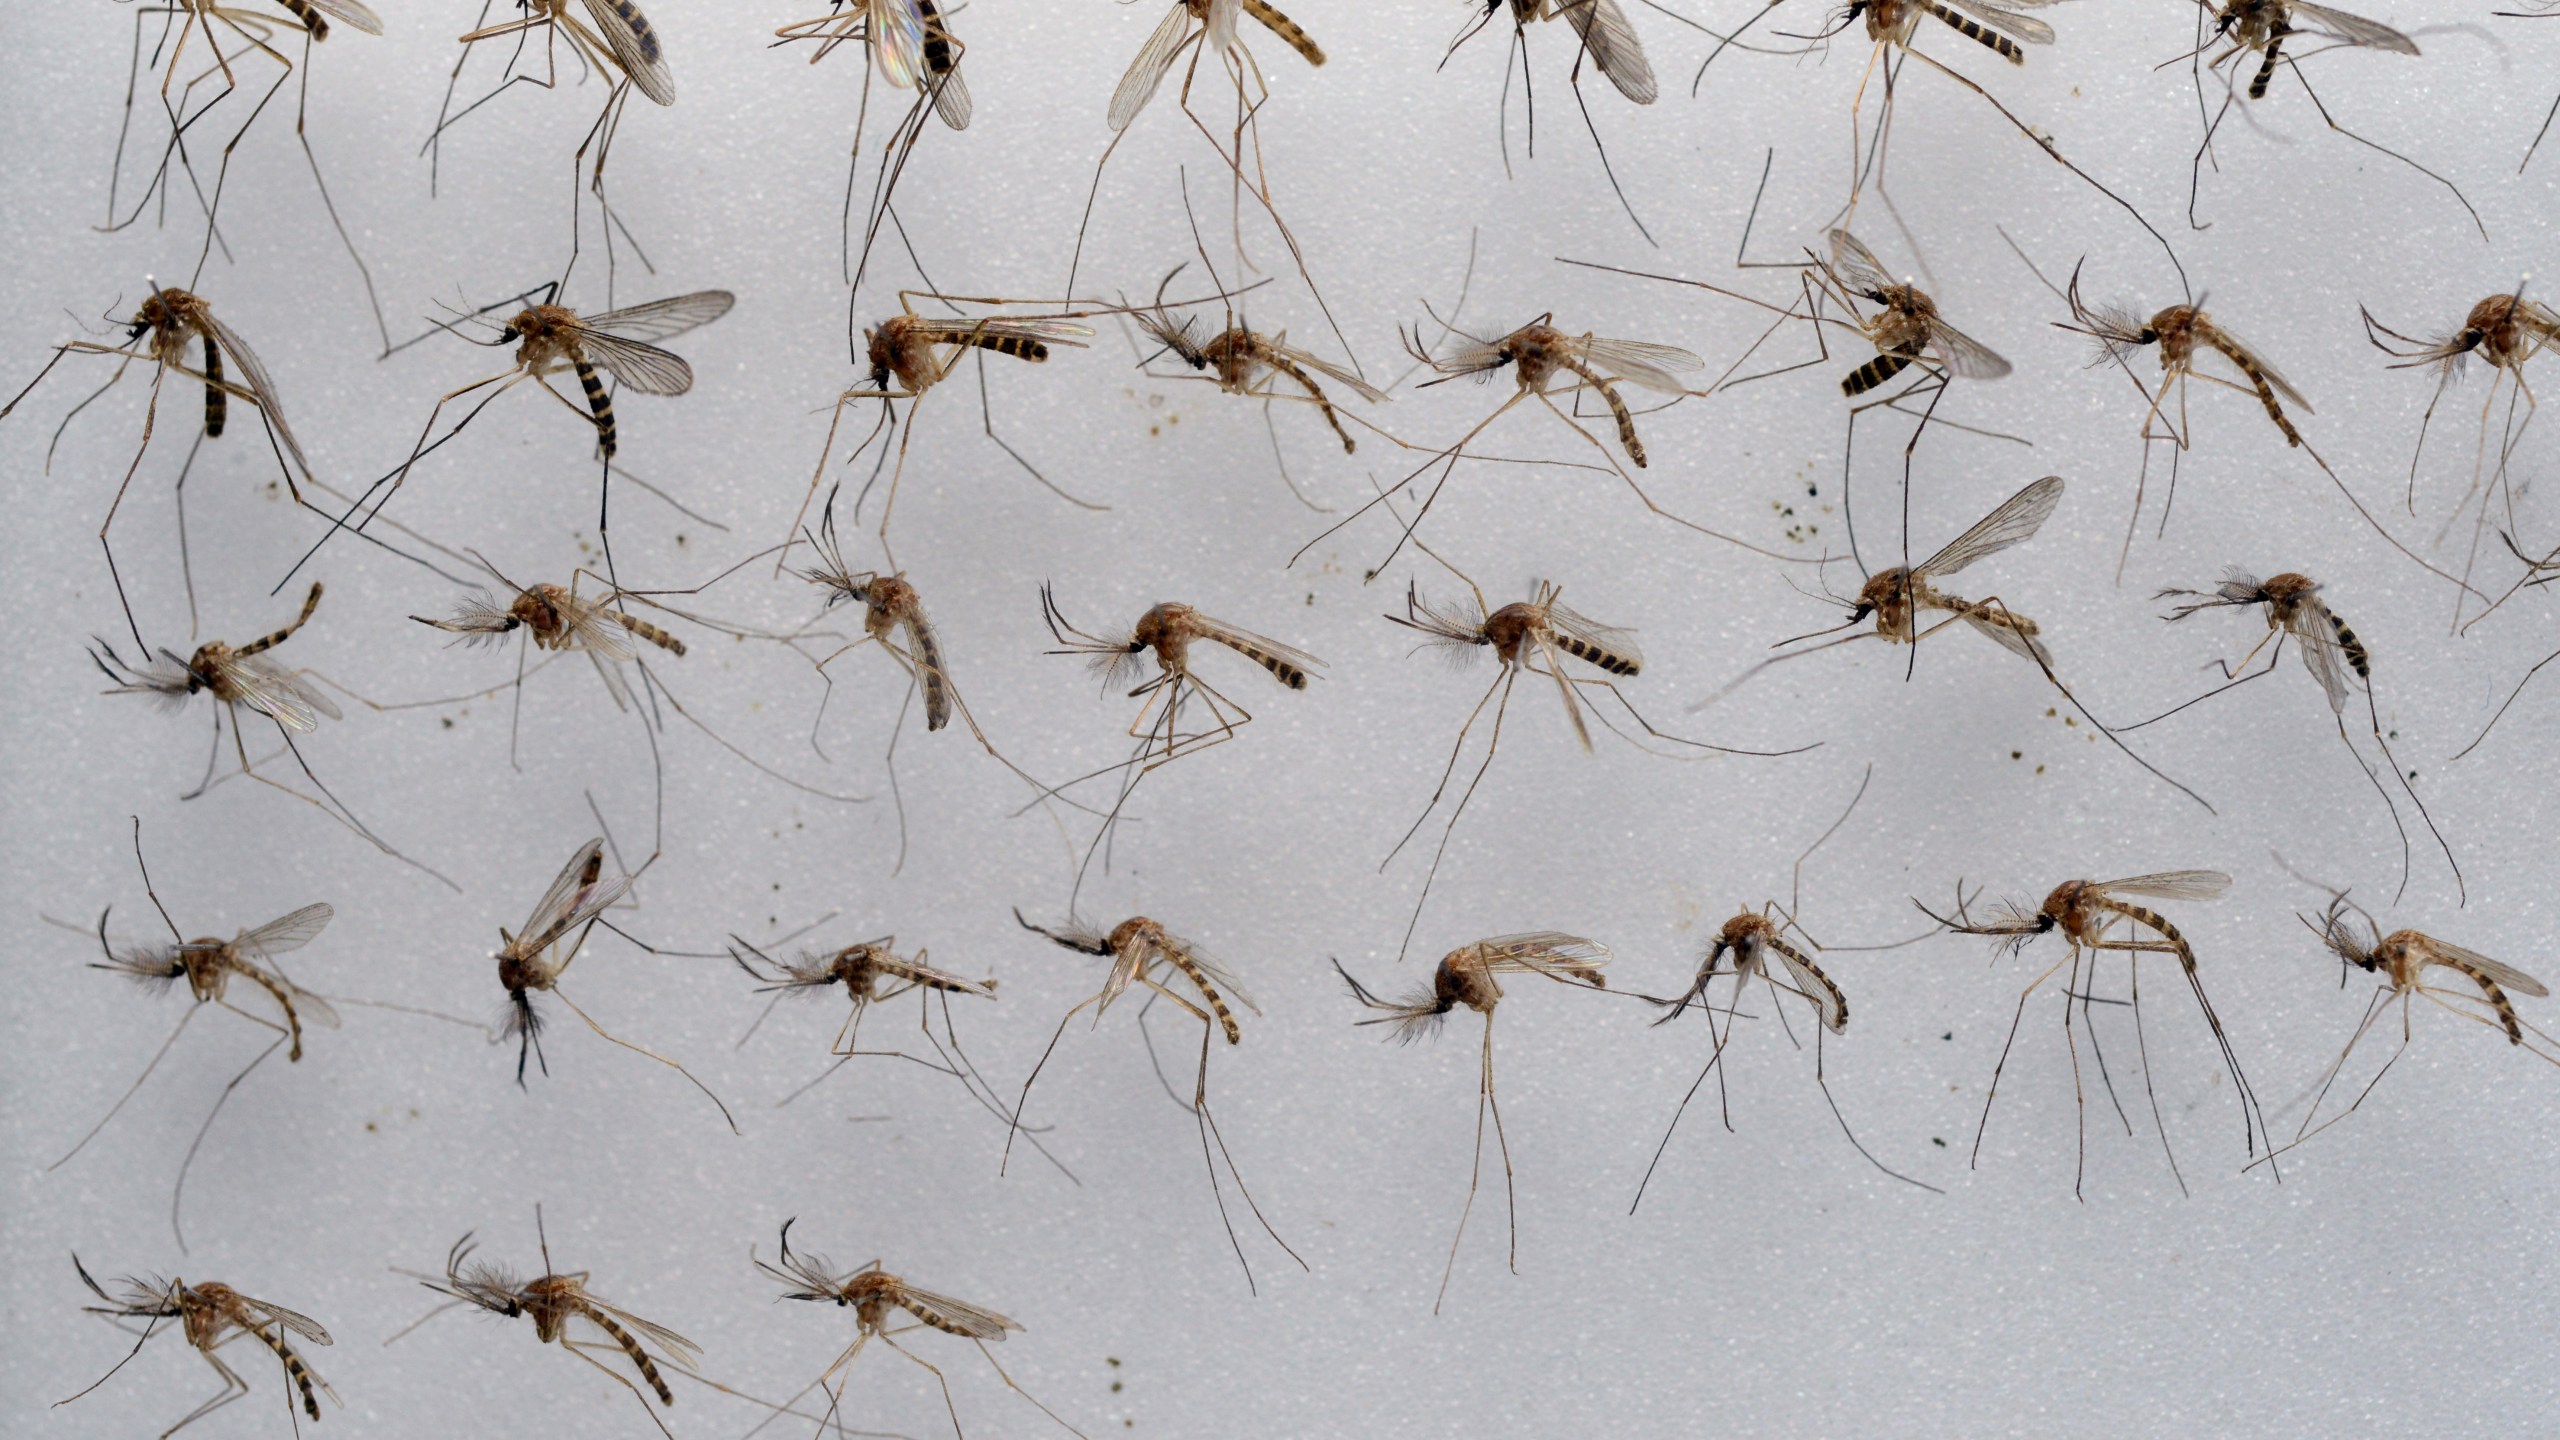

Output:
xmin=61 ymin=1255 xmax=338 ymax=1439
xmin=1335 ymin=933 xmax=1609 ymax=1312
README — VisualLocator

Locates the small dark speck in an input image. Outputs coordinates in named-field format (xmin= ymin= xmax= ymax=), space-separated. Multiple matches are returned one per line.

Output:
xmin=1111 ymin=1382 xmax=1124 ymax=1393
xmin=2009 ymin=750 xmax=2021 ymax=760
xmin=1305 ymin=593 xmax=1315 ymax=606
xmin=1107 ymin=1358 xmax=1121 ymax=1368
xmin=1942 ymin=1032 xmax=1952 ymax=1041
xmin=1932 ymin=1137 xmax=1947 ymax=1147
xmin=442 ymin=717 xmax=455 ymax=729
xmin=365 ymin=1121 xmax=378 ymax=1133
xmin=771 ymin=882 xmax=782 ymax=891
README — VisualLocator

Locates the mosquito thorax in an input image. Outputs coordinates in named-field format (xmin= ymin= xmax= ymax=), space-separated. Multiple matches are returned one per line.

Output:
xmin=1504 ymin=325 xmax=1570 ymax=387
xmin=2257 ymin=572 xmax=2319 ymax=622
xmin=833 ymin=946 xmax=885 ymax=995
xmin=1480 ymin=603 xmax=1540 ymax=662
xmin=862 ymin=574 xmax=919 ymax=631
xmin=2465 ymin=295 xmax=2524 ymax=365
xmin=497 ymin=945 xmax=547 ymax=994
xmin=510 ymin=585 xmax=571 ymax=640
xmin=184 ymin=642 xmax=233 ymax=695
xmin=2042 ymin=882 xmax=2101 ymax=941
xmin=1436 ymin=952 xmax=1499 ymax=1014
xmin=1107 ymin=917 xmax=1158 ymax=956
xmin=2145 ymin=306 xmax=2199 ymax=360
xmin=1130 ymin=605 xmax=1193 ymax=664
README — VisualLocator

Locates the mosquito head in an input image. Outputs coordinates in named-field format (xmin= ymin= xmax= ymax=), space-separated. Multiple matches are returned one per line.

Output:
xmin=863 ymin=325 xmax=897 ymax=392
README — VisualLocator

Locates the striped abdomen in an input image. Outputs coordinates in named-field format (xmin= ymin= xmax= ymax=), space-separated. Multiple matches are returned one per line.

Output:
xmin=1569 ymin=362 xmax=1645 ymax=467
xmin=2249 ymin=22 xmax=2287 ymax=99
xmin=573 ymin=356 xmax=618 ymax=459
xmin=1215 ymin=635 xmax=1311 ymax=689
xmin=235 ymin=965 xmax=309 ymax=1061
xmin=579 ymin=1304 xmax=673 ymax=1404
xmin=236 ymin=582 xmax=325 ymax=660
xmin=1770 ymin=936 xmax=1847 ymax=1032
xmin=1170 ymin=955 xmax=1244 ymax=1044
xmin=200 ymin=334 xmax=228 ymax=437
xmin=2208 ymin=337 xmax=2302 ymax=446
xmin=611 ymin=610 xmax=687 ymax=655
xmin=1545 ymin=626 xmax=1638 ymax=676
xmin=2105 ymin=900 xmax=2198 ymax=975
xmin=904 ymin=611 xmax=953 ymax=731
xmin=280 ymin=0 xmax=332 ymax=39
xmin=1927 ymin=2 xmax=2023 ymax=62
xmin=1263 ymin=350 xmax=1355 ymax=453
xmin=2447 ymin=961 xmax=2524 ymax=1043
xmin=918 ymin=0 xmax=959 ymax=75
xmin=2325 ymin=607 xmax=2370 ymax=681
xmin=244 ymin=1323 xmax=326 ymax=1419
xmin=1842 ymin=349 xmax=1915 ymax=396
xmin=939 ymin=330 xmax=1048 ymax=362
xmin=1244 ymin=0 xmax=1326 ymax=64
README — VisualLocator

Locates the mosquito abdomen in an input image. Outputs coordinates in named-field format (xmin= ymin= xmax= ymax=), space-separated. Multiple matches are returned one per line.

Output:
xmin=200 ymin=335 xmax=227 ymax=438
xmin=613 ymin=611 xmax=688 ymax=656
xmin=279 ymin=0 xmax=332 ymax=40
xmin=2248 ymin=23 xmax=2287 ymax=99
xmin=1842 ymin=350 xmax=1915 ymax=397
xmin=2210 ymin=336 xmax=2303 ymax=446
xmin=1227 ymin=639 xmax=1310 ymax=689
xmin=1926 ymin=2 xmax=2023 ymax=63
xmin=1567 ymin=362 xmax=1645 ymax=467
xmin=1551 ymin=631 xmax=1639 ymax=676
xmin=2107 ymin=900 xmax=2198 ymax=975
xmin=918 ymin=0 xmax=960 ymax=73
xmin=2327 ymin=610 xmax=2372 ymax=680
xmin=960 ymin=332 xmax=1049 ymax=362
xmin=906 ymin=612 xmax=953 ymax=731
xmin=573 ymin=357 xmax=618 ymax=459
xmin=581 ymin=1304 xmax=674 ymax=1404
xmin=244 ymin=1322 xmax=325 ymax=1420
xmin=1243 ymin=0 xmax=1326 ymax=64
xmin=1262 ymin=350 xmax=1354 ymax=453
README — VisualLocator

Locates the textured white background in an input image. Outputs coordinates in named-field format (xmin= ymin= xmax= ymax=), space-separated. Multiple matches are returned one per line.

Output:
xmin=3 ymin=1 xmax=2556 ymax=1436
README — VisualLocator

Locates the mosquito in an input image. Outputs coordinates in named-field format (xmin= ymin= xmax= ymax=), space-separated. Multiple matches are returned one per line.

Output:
xmin=1295 ymin=313 xmax=1767 ymax=577
xmin=2362 ymin=293 xmax=2559 ymax=607
xmin=2143 ymin=569 xmax=2460 ymax=903
xmin=2257 ymin=893 xmax=2556 ymax=1166
xmin=60 ymin=1255 xmax=336 ymax=1439
xmin=728 ymin=933 xmax=1024 ymax=1136
xmin=1334 ymin=933 xmax=1610 ymax=1311
xmin=50 ymin=820 xmax=337 ymax=1251
xmin=489 ymin=835 xmax=739 ymax=1132
xmin=400 ymin=1223 xmax=699 ymax=1440
xmin=1630 ymin=769 xmax=1941 ymax=1206
xmin=5 ymin=283 xmax=321 ymax=643
xmin=792 ymin=292 xmax=1104 ymax=572
xmin=2180 ymin=0 xmax=2477 ymax=237
xmin=318 ymin=289 xmax=734 ymax=575
xmin=1815 ymin=0 xmax=2052 ymax=226
xmin=1038 ymin=585 xmax=1322 ymax=903
xmin=1916 ymin=870 xmax=2271 ymax=1197
xmin=1381 ymin=539 xmax=1810 ymax=960
xmin=1009 ymin=912 xmax=1305 ymax=1294
xmin=753 ymin=1220 xmax=1086 ymax=1440
xmin=1135 ymin=265 xmax=1388 ymax=472
xmin=1442 ymin=0 xmax=1659 ymax=237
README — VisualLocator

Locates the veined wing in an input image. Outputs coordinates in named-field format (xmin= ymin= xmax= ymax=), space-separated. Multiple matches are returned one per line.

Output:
xmin=1959 ymin=607 xmax=2052 ymax=666
xmin=1915 ymin=474 xmax=2064 ymax=581
xmin=1477 ymin=931 xmax=1611 ymax=979
xmin=584 ymin=291 xmax=737 ymax=345
xmin=1265 ymin=339 xmax=1389 ymax=402
xmin=1765 ymin=935 xmax=1847 ymax=1033
xmin=582 ymin=1301 xmax=703 ymax=1369
xmin=237 ymin=903 xmax=334 ymax=958
xmin=1159 ymin=929 xmax=1261 ymax=1015
xmin=1947 ymin=0 xmax=2056 ymax=44
xmin=1109 ymin=2 xmax=1194 ymax=132
xmin=217 ymin=655 xmax=341 ymax=731
xmin=519 ymin=839 xmax=609 ymax=944
xmin=1532 ymin=632 xmax=1596 ymax=753
xmin=1826 ymin=229 xmax=1898 ymax=295
xmin=2286 ymin=1 xmax=2420 ymax=52
xmin=301 ymin=0 xmax=384 ymax=35
xmin=574 ymin=332 xmax=695 ymax=397
xmin=895 ymin=1284 xmax=1019 ymax=1340
xmin=2421 ymin=937 xmax=2550 ymax=998
xmin=197 ymin=309 xmax=316 ymax=480
xmin=1204 ymin=0 xmax=1240 ymax=58
xmin=867 ymin=0 xmax=928 ymax=87
xmin=2095 ymin=870 xmax=2232 ymax=902
xmin=1554 ymin=0 xmax=1657 ymax=104
xmin=1927 ymin=315 xmax=2013 ymax=381
xmin=921 ymin=317 xmax=1097 ymax=348
xmin=1577 ymin=336 xmax=1703 ymax=394
xmin=236 ymin=1295 xmax=335 ymax=1345
xmin=1095 ymin=933 xmax=1147 ymax=1015
xmin=2287 ymin=598 xmax=2353 ymax=714
xmin=580 ymin=0 xmax=677 ymax=105
xmin=561 ymin=595 xmax=643 ymax=664
xmin=1192 ymin=614 xmax=1327 ymax=680
xmin=1544 ymin=598 xmax=1644 ymax=673
xmin=2206 ymin=325 xmax=2314 ymax=412
xmin=880 ymin=955 xmax=998 ymax=997
xmin=929 ymin=61 xmax=973 ymax=129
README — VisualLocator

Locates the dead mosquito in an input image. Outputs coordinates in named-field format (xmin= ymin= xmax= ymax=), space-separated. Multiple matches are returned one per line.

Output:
xmin=2179 ymin=0 xmax=2479 ymax=238
xmin=753 ymin=1220 xmax=1086 ymax=1440
xmin=2256 ymin=892 xmax=2555 ymax=1166
xmin=51 ymin=820 xmax=337 ymax=1251
xmin=488 ymin=835 xmax=739 ymax=1132
xmin=2142 ymin=569 xmax=2461 ymax=904
xmin=1135 ymin=263 xmax=1388 ymax=485
xmin=1630 ymin=768 xmax=1942 ymax=1206
xmin=1442 ymin=0 xmax=1660 ymax=237
xmin=1916 ymin=870 xmax=2271 ymax=1197
xmin=60 ymin=1254 xmax=336 ymax=1439
xmin=1010 ymin=911 xmax=1305 ymax=1295
xmin=1334 ymin=933 xmax=1610 ymax=1312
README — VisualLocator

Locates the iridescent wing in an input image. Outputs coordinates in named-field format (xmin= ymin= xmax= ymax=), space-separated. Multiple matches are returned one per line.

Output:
xmin=1109 ymin=2 xmax=1194 ymax=132
xmin=216 ymin=655 xmax=341 ymax=732
xmin=579 ymin=0 xmax=678 ymax=104
xmin=2095 ymin=870 xmax=2233 ymax=902
xmin=1577 ymin=336 xmax=1704 ymax=394
xmin=196 ymin=308 xmax=316 ymax=481
xmin=1478 ymin=931 xmax=1611 ymax=980
xmin=2420 ymin=937 xmax=2550 ymax=998
xmin=1927 ymin=316 xmax=2013 ymax=381
xmin=1914 ymin=474 xmax=2064 ymax=581
xmin=236 ymin=903 xmax=334 ymax=958
xmin=1553 ymin=0 xmax=1657 ymax=104
xmin=894 ymin=1284 xmax=1019 ymax=1340
xmin=866 ymin=0 xmax=928 ymax=87
xmin=2286 ymin=1 xmax=2420 ymax=53
xmin=2288 ymin=598 xmax=2353 ymax=714
xmin=1947 ymin=0 xmax=2057 ymax=45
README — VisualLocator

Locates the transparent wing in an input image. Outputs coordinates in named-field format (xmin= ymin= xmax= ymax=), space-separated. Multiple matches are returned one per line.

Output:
xmin=1927 ymin=317 xmax=2012 ymax=380
xmin=236 ymin=1296 xmax=335 ymax=1345
xmin=1095 ymin=937 xmax=1146 ymax=1016
xmin=929 ymin=62 xmax=973 ymax=129
xmin=1543 ymin=600 xmax=1644 ymax=672
xmin=1109 ymin=2 xmax=1194 ymax=132
xmin=2286 ymin=1 xmax=2421 ymax=52
xmin=561 ymin=596 xmax=642 ymax=663
xmin=1915 ymin=474 xmax=2064 ymax=580
xmin=1192 ymin=614 xmax=1327 ymax=677
xmin=579 ymin=0 xmax=677 ymax=104
xmin=1947 ymin=0 xmax=2056 ymax=44
xmin=301 ymin=0 xmax=383 ymax=34
xmin=237 ymin=903 xmax=334 ymax=958
xmin=1959 ymin=609 xmax=2052 ymax=666
xmin=1765 ymin=936 xmax=1847 ymax=1034
xmin=520 ymin=839 xmax=609 ymax=942
xmin=922 ymin=317 xmax=1098 ymax=348
xmin=1204 ymin=0 xmax=1239 ymax=57
xmin=1556 ymin=0 xmax=1657 ymax=104
xmin=1156 ymin=929 xmax=1260 ymax=1015
xmin=582 ymin=1302 xmax=703 ymax=1369
xmin=1478 ymin=931 xmax=1611 ymax=979
xmin=197 ymin=309 xmax=315 ymax=480
xmin=881 ymin=957 xmax=997 ymax=997
xmin=867 ymin=0 xmax=928 ymax=87
xmin=2289 ymin=601 xmax=2352 ymax=714
xmin=586 ymin=646 xmax=637 ymax=713
xmin=896 ymin=1285 xmax=1019 ymax=1340
xmin=1532 ymin=633 xmax=1596 ymax=752
xmin=1264 ymin=340 xmax=1390 ymax=402
xmin=1826 ymin=229 xmax=1897 ymax=294
xmin=2206 ymin=326 xmax=2314 ymax=412
xmin=573 ymin=332 xmax=696 ymax=397
xmin=2095 ymin=870 xmax=2233 ymax=902
xmin=582 ymin=292 xmax=737 ymax=345
xmin=1577 ymin=336 xmax=1703 ymax=394
xmin=281 ymin=980 xmax=342 ymax=1030
xmin=217 ymin=655 xmax=339 ymax=732
xmin=2423 ymin=939 xmax=2550 ymax=997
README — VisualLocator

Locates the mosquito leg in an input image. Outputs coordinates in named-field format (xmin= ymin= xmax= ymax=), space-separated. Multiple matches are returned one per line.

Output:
xmin=1001 ymin=995 xmax=1099 ymax=1177
xmin=1628 ymin=991 xmax=1740 ymax=1214
xmin=559 ymin=1340 xmax=677 ymax=1440
xmin=879 ymin=1332 xmax=965 ymax=1440
xmin=1972 ymin=950 xmax=2072 ymax=1172
xmin=170 ymin=1035 xmax=285 ymax=1254
xmin=551 ymin=987 xmax=739 ymax=1134
xmin=1389 ymin=670 xmax=1513 ymax=965
xmin=1808 ymin=1024 xmax=1943 ymax=1192
xmin=1434 ymin=1012 xmax=1496 ymax=1316
xmin=49 ymin=1007 xmax=199 ymax=1171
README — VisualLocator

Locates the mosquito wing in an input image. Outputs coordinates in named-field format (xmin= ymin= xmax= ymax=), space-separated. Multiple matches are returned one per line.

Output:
xmin=929 ymin=62 xmax=973 ymax=130
xmin=518 ymin=839 xmax=609 ymax=943
xmin=894 ymin=1284 xmax=1019 ymax=1340
xmin=300 ymin=0 xmax=384 ymax=34
xmin=193 ymin=309 xmax=318 ymax=481
xmin=217 ymin=655 xmax=341 ymax=732
xmin=2206 ymin=325 xmax=2314 ymax=412
xmin=236 ymin=903 xmax=334 ymax=959
xmin=575 ymin=292 xmax=735 ymax=396
xmin=1946 ymin=0 xmax=2056 ymax=44
xmin=1959 ymin=608 xmax=2053 ymax=666
xmin=928 ymin=317 xmax=1098 ymax=349
xmin=1577 ymin=336 xmax=1704 ymax=394
xmin=1914 ymin=474 xmax=2064 ymax=582
xmin=1554 ymin=0 xmax=1657 ymax=104
xmin=2285 ymin=1 xmax=2420 ymax=52
xmin=1109 ymin=2 xmax=1194 ymax=132
xmin=866 ymin=0 xmax=928 ymax=87
xmin=2287 ymin=600 xmax=2353 ymax=714
xmin=1764 ymin=936 xmax=1847 ymax=1034
xmin=1264 ymin=339 xmax=1390 ymax=402
xmin=1478 ymin=931 xmax=1611 ymax=980
xmin=2095 ymin=870 xmax=2232 ymax=902
xmin=582 ymin=1301 xmax=703 ymax=1369
xmin=1927 ymin=316 xmax=2013 ymax=381
xmin=880 ymin=956 xmax=997 ymax=998
xmin=1205 ymin=0 xmax=1240 ymax=57
xmin=235 ymin=1296 xmax=336 ymax=1345
xmin=1543 ymin=599 xmax=1644 ymax=674
xmin=1157 ymin=929 xmax=1260 ymax=1015
xmin=1825 ymin=229 xmax=1897 ymax=295
xmin=558 ymin=595 xmax=642 ymax=664
xmin=2421 ymin=938 xmax=2550 ymax=998
xmin=1532 ymin=632 xmax=1596 ymax=753
xmin=1192 ymin=614 xmax=1327 ymax=684
xmin=579 ymin=0 xmax=677 ymax=104
xmin=583 ymin=291 xmax=737 ymax=345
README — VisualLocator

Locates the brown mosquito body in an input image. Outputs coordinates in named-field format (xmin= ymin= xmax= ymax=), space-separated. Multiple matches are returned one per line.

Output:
xmin=1111 ymin=0 xmax=1326 ymax=136
xmin=416 ymin=566 xmax=686 ymax=719
xmin=1921 ymin=870 xmax=2268 ymax=1196
xmin=1819 ymin=0 xmax=2056 ymax=226
xmin=2203 ymin=0 xmax=2416 ymax=99
xmin=62 ymin=1257 xmax=337 ymax=1439
xmin=1137 ymin=295 xmax=1388 ymax=458
xmin=410 ymin=1227 xmax=699 ymax=1440
xmin=755 ymin=1221 xmax=1084 ymax=1439
xmin=1335 ymin=933 xmax=1608 ymax=1311
xmin=2363 ymin=294 xmax=2558 ymax=585
xmin=2087 ymin=299 xmax=2309 ymax=448
xmin=1010 ymin=912 xmax=1302 ymax=1292
xmin=1845 ymin=0 xmax=2052 ymax=65
xmin=1824 ymin=229 xmax=2012 ymax=397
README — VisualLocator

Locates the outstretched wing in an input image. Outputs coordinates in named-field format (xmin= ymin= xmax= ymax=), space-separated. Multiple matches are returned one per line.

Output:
xmin=196 ymin=308 xmax=317 ymax=481
xmin=1577 ymin=335 xmax=1702 ymax=394
xmin=896 ymin=1283 xmax=1020 ymax=1339
xmin=579 ymin=0 xmax=678 ymax=104
xmin=1478 ymin=931 xmax=1611 ymax=980
xmin=1154 ymin=928 xmax=1261 ymax=1016
xmin=1555 ymin=0 xmax=1657 ymax=104
xmin=2421 ymin=938 xmax=2549 ymax=998
xmin=236 ymin=903 xmax=334 ymax=958
xmin=1826 ymin=229 xmax=1897 ymax=295
xmin=1109 ymin=2 xmax=1194 ymax=132
xmin=216 ymin=655 xmax=342 ymax=732
xmin=582 ymin=291 xmax=737 ymax=345
xmin=1927 ymin=316 xmax=2012 ymax=381
xmin=2287 ymin=599 xmax=2353 ymax=715
xmin=1916 ymin=475 xmax=2064 ymax=580
xmin=866 ymin=0 xmax=928 ymax=87
xmin=1946 ymin=0 xmax=2056 ymax=45
xmin=236 ymin=1295 xmax=336 ymax=1345
xmin=2285 ymin=1 xmax=2420 ymax=53
xmin=2095 ymin=870 xmax=2232 ymax=902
